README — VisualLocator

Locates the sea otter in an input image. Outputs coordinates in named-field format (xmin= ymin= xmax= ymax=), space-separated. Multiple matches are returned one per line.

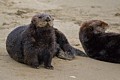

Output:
xmin=79 ymin=20 xmax=120 ymax=63
xmin=6 ymin=13 xmax=85 ymax=69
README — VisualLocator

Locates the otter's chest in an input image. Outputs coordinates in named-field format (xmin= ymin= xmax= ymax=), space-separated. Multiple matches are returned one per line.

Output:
xmin=35 ymin=28 xmax=55 ymax=47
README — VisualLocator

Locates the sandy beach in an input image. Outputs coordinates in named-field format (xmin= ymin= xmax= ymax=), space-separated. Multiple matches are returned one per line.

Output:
xmin=0 ymin=0 xmax=120 ymax=80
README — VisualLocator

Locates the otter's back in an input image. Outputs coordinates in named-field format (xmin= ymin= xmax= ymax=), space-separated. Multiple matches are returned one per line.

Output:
xmin=6 ymin=26 xmax=27 ymax=63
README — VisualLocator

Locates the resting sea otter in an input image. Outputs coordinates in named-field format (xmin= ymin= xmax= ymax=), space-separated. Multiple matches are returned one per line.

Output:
xmin=79 ymin=20 xmax=120 ymax=63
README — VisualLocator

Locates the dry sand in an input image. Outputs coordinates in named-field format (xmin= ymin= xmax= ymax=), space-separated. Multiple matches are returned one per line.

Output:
xmin=0 ymin=0 xmax=120 ymax=80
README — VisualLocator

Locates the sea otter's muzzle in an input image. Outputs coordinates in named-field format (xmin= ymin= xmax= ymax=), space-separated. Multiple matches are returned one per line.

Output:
xmin=45 ymin=17 xmax=51 ymax=22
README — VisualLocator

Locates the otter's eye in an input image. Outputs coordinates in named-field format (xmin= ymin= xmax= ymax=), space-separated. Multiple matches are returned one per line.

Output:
xmin=89 ymin=27 xmax=93 ymax=31
xmin=39 ymin=16 xmax=42 ymax=18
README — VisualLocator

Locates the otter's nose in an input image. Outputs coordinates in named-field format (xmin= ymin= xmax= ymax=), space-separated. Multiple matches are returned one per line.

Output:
xmin=46 ymin=17 xmax=51 ymax=22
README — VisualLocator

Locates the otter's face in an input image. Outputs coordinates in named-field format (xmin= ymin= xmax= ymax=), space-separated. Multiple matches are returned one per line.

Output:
xmin=81 ymin=20 xmax=109 ymax=34
xmin=31 ymin=13 xmax=54 ymax=27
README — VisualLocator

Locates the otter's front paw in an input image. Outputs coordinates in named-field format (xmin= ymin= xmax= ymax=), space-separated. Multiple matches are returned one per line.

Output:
xmin=29 ymin=62 xmax=40 ymax=69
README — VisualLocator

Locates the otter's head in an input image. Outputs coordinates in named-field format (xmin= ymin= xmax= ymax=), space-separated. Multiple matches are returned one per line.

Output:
xmin=80 ymin=20 xmax=109 ymax=34
xmin=31 ymin=13 xmax=54 ymax=28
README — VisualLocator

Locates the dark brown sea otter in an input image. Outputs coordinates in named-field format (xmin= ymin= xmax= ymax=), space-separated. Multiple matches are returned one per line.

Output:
xmin=6 ymin=13 xmax=85 ymax=69
xmin=79 ymin=20 xmax=120 ymax=63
